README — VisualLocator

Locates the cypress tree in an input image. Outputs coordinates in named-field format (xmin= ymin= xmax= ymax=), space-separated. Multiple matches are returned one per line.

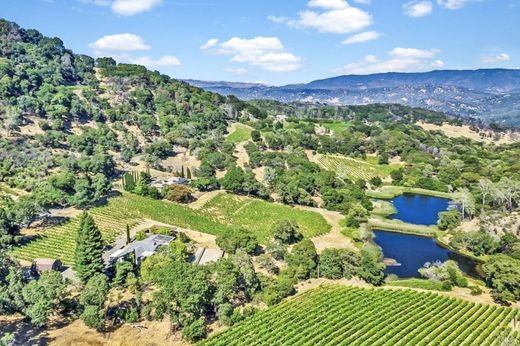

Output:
xmin=126 ymin=224 xmax=131 ymax=245
xmin=75 ymin=212 xmax=105 ymax=283
xmin=186 ymin=167 xmax=192 ymax=179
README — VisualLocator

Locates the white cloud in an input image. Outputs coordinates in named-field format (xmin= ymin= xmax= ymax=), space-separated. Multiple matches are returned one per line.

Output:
xmin=201 ymin=38 xmax=219 ymax=50
xmin=130 ymin=55 xmax=181 ymax=68
xmin=270 ymin=0 xmax=373 ymax=34
xmin=352 ymin=0 xmax=371 ymax=4
xmin=482 ymin=53 xmax=510 ymax=63
xmin=205 ymin=36 xmax=303 ymax=73
xmin=437 ymin=0 xmax=467 ymax=9
xmin=390 ymin=47 xmax=439 ymax=59
xmin=89 ymin=33 xmax=180 ymax=69
xmin=333 ymin=47 xmax=444 ymax=74
xmin=403 ymin=1 xmax=434 ymax=17
xmin=79 ymin=0 xmax=162 ymax=16
xmin=89 ymin=33 xmax=150 ymax=55
xmin=342 ymin=30 xmax=380 ymax=44
xmin=111 ymin=0 xmax=162 ymax=16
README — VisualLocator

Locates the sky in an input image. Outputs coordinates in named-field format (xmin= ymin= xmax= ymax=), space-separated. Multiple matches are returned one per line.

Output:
xmin=2 ymin=0 xmax=519 ymax=85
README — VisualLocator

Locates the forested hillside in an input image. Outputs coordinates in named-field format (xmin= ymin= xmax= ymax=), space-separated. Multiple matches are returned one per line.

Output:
xmin=1 ymin=19 xmax=520 ymax=344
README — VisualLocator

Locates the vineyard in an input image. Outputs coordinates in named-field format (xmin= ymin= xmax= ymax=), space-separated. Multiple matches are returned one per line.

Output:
xmin=317 ymin=154 xmax=397 ymax=181
xmin=14 ymin=192 xmax=330 ymax=264
xmin=13 ymin=203 xmax=144 ymax=265
xmin=200 ymin=285 xmax=519 ymax=346
xmin=199 ymin=193 xmax=330 ymax=242
xmin=225 ymin=124 xmax=253 ymax=144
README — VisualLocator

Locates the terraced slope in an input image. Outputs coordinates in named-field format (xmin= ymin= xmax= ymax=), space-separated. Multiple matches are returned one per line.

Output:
xmin=200 ymin=285 xmax=519 ymax=346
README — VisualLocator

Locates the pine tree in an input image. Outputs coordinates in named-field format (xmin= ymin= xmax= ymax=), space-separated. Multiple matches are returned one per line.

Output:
xmin=126 ymin=224 xmax=131 ymax=245
xmin=75 ymin=212 xmax=105 ymax=283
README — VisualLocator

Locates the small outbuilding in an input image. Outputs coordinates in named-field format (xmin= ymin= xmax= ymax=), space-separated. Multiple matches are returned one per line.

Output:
xmin=32 ymin=258 xmax=62 ymax=274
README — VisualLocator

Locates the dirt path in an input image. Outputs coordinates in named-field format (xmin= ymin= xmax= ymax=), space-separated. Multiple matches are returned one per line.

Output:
xmin=188 ymin=190 xmax=224 ymax=210
xmin=234 ymin=141 xmax=249 ymax=169
xmin=295 ymin=205 xmax=355 ymax=253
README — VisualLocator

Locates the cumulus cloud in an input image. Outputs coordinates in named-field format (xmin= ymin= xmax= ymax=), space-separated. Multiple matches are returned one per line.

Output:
xmin=89 ymin=33 xmax=150 ymax=55
xmin=270 ymin=0 xmax=373 ymax=34
xmin=482 ymin=53 xmax=510 ymax=63
xmin=403 ymin=1 xmax=434 ymax=17
xmin=130 ymin=55 xmax=181 ymax=68
xmin=201 ymin=38 xmax=219 ymax=50
xmin=342 ymin=31 xmax=380 ymax=44
xmin=89 ymin=33 xmax=180 ymax=69
xmin=79 ymin=0 xmax=162 ymax=16
xmin=333 ymin=47 xmax=444 ymax=74
xmin=203 ymin=36 xmax=303 ymax=72
xmin=437 ymin=0 xmax=467 ymax=9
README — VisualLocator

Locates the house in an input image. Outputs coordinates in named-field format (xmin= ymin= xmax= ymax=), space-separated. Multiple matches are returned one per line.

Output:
xmin=150 ymin=177 xmax=190 ymax=190
xmin=192 ymin=247 xmax=224 ymax=265
xmin=108 ymin=234 xmax=175 ymax=266
xmin=32 ymin=258 xmax=62 ymax=274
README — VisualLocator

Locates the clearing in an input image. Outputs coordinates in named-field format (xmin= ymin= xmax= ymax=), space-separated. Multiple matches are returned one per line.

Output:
xmin=417 ymin=121 xmax=518 ymax=144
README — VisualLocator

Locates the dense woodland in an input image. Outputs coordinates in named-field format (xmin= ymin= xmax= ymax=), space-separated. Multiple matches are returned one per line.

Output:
xmin=0 ymin=19 xmax=520 ymax=343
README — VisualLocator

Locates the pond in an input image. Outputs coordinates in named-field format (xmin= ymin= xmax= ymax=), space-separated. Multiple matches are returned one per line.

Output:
xmin=389 ymin=193 xmax=451 ymax=226
xmin=373 ymin=230 xmax=480 ymax=278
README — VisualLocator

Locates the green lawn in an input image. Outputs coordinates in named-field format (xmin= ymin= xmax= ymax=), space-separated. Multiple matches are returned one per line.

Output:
xmin=367 ymin=185 xmax=455 ymax=200
xmin=14 ymin=192 xmax=330 ymax=264
xmin=387 ymin=278 xmax=451 ymax=291
xmin=321 ymin=121 xmax=350 ymax=133
xmin=225 ymin=124 xmax=253 ymax=144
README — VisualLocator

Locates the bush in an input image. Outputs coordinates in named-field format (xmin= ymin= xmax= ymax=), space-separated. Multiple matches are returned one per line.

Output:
xmin=81 ymin=305 xmax=105 ymax=330
xmin=470 ymin=285 xmax=483 ymax=296
xmin=164 ymin=184 xmax=193 ymax=204
xmin=182 ymin=317 xmax=207 ymax=342
xmin=437 ymin=210 xmax=460 ymax=230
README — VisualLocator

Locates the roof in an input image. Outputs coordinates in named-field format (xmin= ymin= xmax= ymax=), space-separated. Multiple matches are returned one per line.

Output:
xmin=110 ymin=234 xmax=175 ymax=260
xmin=193 ymin=248 xmax=224 ymax=265
xmin=33 ymin=258 xmax=62 ymax=272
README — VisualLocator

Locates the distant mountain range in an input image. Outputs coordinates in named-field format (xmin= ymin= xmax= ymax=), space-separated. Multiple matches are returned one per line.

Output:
xmin=185 ymin=69 xmax=520 ymax=126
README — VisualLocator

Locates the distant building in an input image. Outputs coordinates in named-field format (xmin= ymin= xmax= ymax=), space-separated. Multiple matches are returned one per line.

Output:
xmin=32 ymin=258 xmax=62 ymax=274
xmin=108 ymin=234 xmax=175 ymax=266
xmin=150 ymin=177 xmax=190 ymax=190
xmin=192 ymin=247 xmax=224 ymax=265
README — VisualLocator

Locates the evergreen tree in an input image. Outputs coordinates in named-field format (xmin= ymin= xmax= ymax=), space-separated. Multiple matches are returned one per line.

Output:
xmin=126 ymin=224 xmax=131 ymax=245
xmin=75 ymin=212 xmax=104 ymax=283
xmin=186 ymin=167 xmax=192 ymax=179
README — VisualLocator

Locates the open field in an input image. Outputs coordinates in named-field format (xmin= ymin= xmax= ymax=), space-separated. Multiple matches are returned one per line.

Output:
xmin=225 ymin=123 xmax=253 ymax=144
xmin=317 ymin=154 xmax=400 ymax=181
xmin=200 ymin=285 xmax=519 ymax=346
xmin=14 ymin=192 xmax=330 ymax=264
xmin=417 ymin=121 xmax=518 ymax=145
xmin=200 ymin=193 xmax=330 ymax=243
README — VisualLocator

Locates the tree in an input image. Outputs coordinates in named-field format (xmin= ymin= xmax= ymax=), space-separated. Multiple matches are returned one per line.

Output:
xmin=358 ymin=249 xmax=385 ymax=285
xmin=369 ymin=176 xmax=383 ymax=187
xmin=79 ymin=273 xmax=108 ymax=330
xmin=478 ymin=178 xmax=492 ymax=209
xmin=286 ymin=239 xmax=318 ymax=279
xmin=272 ymin=220 xmax=302 ymax=245
xmin=22 ymin=271 xmax=66 ymax=327
xmin=319 ymin=248 xmax=360 ymax=280
xmin=164 ymin=184 xmax=193 ymax=203
xmin=437 ymin=210 xmax=461 ymax=230
xmin=75 ymin=212 xmax=104 ymax=283
xmin=182 ymin=317 xmax=207 ymax=342
xmin=456 ymin=188 xmax=476 ymax=219
xmin=126 ymin=224 xmax=131 ymax=245
xmin=216 ymin=229 xmax=258 ymax=255
xmin=483 ymin=255 xmax=520 ymax=302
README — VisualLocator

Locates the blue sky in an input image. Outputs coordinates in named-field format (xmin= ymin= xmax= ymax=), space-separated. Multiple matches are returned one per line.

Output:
xmin=2 ymin=0 xmax=519 ymax=84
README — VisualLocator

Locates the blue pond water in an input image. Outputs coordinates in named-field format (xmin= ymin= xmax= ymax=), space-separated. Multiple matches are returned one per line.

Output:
xmin=373 ymin=230 xmax=480 ymax=278
xmin=389 ymin=193 xmax=450 ymax=226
